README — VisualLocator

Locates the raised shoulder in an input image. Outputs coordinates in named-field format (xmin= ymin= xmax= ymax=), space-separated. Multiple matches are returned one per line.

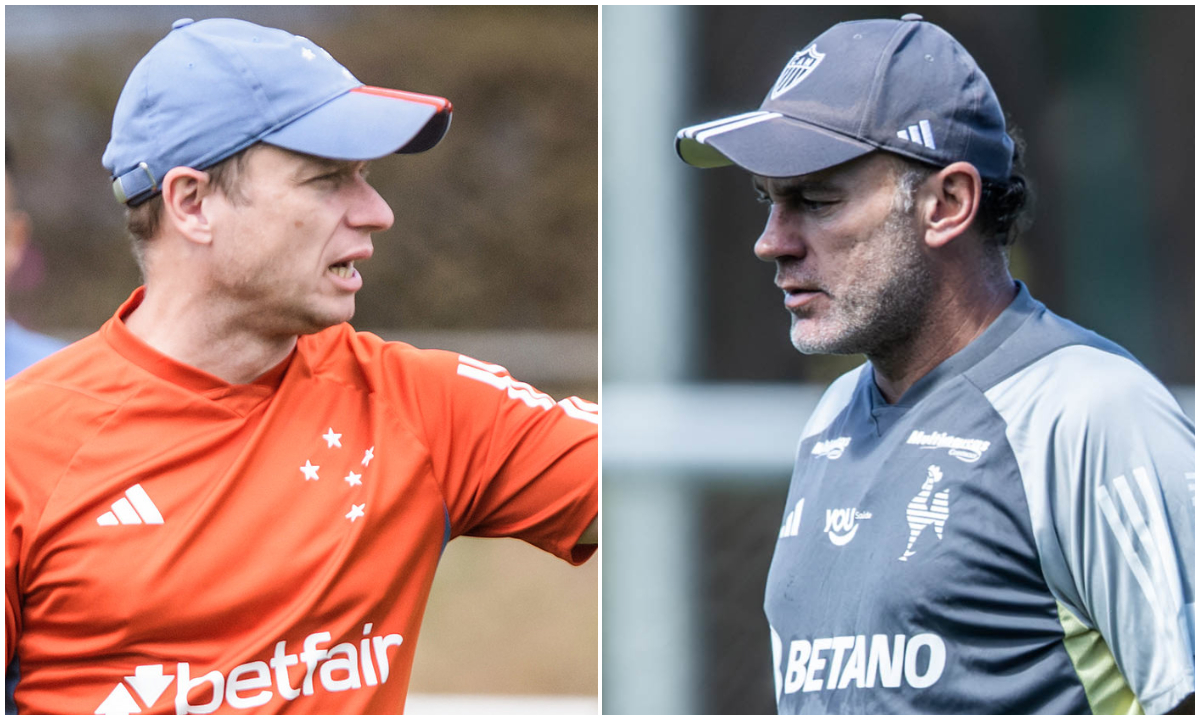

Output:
xmin=316 ymin=328 xmax=598 ymax=424
xmin=985 ymin=344 xmax=1186 ymax=431
xmin=298 ymin=326 xmax=463 ymax=394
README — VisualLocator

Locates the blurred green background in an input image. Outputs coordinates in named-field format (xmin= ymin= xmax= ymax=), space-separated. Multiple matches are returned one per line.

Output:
xmin=606 ymin=4 xmax=1192 ymax=389
xmin=603 ymin=5 xmax=1194 ymax=714
xmin=6 ymin=4 xmax=597 ymax=710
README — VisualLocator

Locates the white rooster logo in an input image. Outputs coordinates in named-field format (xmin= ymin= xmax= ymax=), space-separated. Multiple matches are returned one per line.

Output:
xmin=899 ymin=465 xmax=950 ymax=561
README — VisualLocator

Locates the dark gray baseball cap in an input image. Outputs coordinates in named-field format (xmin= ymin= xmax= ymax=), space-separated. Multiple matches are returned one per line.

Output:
xmin=676 ymin=14 xmax=1013 ymax=180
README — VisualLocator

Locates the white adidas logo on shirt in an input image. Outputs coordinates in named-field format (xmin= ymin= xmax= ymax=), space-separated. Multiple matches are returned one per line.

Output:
xmin=778 ymin=498 xmax=805 ymax=539
xmin=97 ymin=484 xmax=164 ymax=525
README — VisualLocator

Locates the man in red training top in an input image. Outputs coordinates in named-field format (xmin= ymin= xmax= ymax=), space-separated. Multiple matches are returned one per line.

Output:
xmin=5 ymin=17 xmax=597 ymax=715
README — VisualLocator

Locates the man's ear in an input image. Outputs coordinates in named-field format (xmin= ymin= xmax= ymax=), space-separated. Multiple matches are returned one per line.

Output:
xmin=922 ymin=161 xmax=982 ymax=249
xmin=161 ymin=167 xmax=215 ymax=245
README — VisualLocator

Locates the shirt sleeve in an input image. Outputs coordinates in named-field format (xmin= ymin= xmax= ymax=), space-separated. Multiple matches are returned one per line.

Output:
xmin=402 ymin=350 xmax=598 ymax=565
xmin=987 ymin=346 xmax=1195 ymax=714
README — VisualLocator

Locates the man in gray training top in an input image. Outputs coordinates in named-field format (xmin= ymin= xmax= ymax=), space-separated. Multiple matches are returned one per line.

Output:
xmin=676 ymin=14 xmax=1194 ymax=715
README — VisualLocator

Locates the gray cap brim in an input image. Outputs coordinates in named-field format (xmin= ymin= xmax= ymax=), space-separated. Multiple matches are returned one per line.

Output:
xmin=676 ymin=110 xmax=876 ymax=178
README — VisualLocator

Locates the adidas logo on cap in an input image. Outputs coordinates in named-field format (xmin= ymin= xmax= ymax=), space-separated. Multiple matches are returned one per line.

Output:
xmin=97 ymin=484 xmax=164 ymax=525
xmin=897 ymin=119 xmax=937 ymax=149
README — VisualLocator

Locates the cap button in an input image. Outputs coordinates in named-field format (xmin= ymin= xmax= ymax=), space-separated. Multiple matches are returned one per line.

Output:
xmin=171 ymin=18 xmax=195 ymax=30
xmin=900 ymin=13 xmax=923 ymax=21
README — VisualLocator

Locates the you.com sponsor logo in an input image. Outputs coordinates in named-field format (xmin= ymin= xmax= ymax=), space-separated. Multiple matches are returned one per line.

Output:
xmin=824 ymin=507 xmax=872 ymax=546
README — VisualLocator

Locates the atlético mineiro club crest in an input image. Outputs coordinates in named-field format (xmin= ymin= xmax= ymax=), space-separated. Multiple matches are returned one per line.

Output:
xmin=770 ymin=44 xmax=825 ymax=100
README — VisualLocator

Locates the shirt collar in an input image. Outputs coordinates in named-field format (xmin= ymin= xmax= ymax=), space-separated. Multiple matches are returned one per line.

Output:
xmin=867 ymin=280 xmax=1040 ymax=410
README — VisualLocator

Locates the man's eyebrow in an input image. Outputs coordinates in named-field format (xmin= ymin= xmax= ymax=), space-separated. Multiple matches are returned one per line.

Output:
xmin=295 ymin=157 xmax=362 ymax=179
xmin=775 ymin=177 xmax=841 ymax=194
xmin=314 ymin=158 xmax=353 ymax=171
xmin=754 ymin=175 xmax=841 ymax=195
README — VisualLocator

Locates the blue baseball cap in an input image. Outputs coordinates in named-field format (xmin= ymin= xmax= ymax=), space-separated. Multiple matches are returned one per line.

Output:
xmin=676 ymin=14 xmax=1013 ymax=180
xmin=102 ymin=18 xmax=453 ymax=206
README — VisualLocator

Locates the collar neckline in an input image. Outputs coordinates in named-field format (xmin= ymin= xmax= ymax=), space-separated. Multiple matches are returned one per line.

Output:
xmin=867 ymin=280 xmax=1040 ymax=409
xmin=102 ymin=287 xmax=294 ymax=405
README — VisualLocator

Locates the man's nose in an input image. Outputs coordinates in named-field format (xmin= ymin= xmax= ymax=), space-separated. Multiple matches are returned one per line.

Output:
xmin=753 ymin=206 xmax=803 ymax=262
xmin=348 ymin=179 xmax=395 ymax=233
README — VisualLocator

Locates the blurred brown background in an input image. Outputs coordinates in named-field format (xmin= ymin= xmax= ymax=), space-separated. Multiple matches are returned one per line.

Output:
xmin=6 ymin=4 xmax=597 ymax=708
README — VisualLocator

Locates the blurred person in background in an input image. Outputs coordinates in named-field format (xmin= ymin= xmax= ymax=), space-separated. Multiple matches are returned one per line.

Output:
xmin=5 ymin=143 xmax=68 ymax=378
xmin=676 ymin=14 xmax=1193 ymax=715
xmin=5 ymin=18 xmax=597 ymax=715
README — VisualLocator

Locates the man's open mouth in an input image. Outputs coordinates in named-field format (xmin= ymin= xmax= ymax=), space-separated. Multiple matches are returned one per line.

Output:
xmin=329 ymin=261 xmax=356 ymax=279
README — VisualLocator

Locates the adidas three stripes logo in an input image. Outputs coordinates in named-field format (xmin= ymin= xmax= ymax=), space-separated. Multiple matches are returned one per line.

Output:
xmin=897 ymin=119 xmax=936 ymax=149
xmin=97 ymin=484 xmax=164 ymax=525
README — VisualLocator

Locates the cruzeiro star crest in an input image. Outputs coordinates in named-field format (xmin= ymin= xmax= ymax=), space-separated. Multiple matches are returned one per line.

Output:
xmin=298 ymin=426 xmax=373 ymax=522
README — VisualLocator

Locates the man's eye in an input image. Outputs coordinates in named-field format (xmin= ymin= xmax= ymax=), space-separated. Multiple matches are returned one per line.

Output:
xmin=312 ymin=167 xmax=365 ymax=185
xmin=755 ymin=191 xmax=772 ymax=205
xmin=762 ymin=194 xmax=836 ymax=211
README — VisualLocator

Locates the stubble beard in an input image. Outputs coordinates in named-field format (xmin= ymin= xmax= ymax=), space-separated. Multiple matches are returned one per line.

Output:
xmin=788 ymin=205 xmax=935 ymax=359
xmin=213 ymin=264 xmax=355 ymax=339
